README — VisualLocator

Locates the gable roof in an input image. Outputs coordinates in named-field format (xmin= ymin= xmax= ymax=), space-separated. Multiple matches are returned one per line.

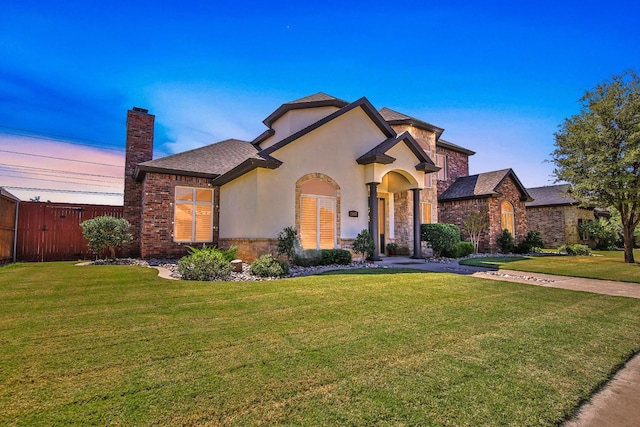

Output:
xmin=356 ymin=131 xmax=440 ymax=172
xmin=439 ymin=168 xmax=532 ymax=202
xmin=379 ymin=107 xmax=444 ymax=138
xmin=134 ymin=139 xmax=281 ymax=181
xmin=260 ymin=96 xmax=396 ymax=157
xmin=0 ymin=187 xmax=20 ymax=201
xmin=262 ymin=92 xmax=349 ymax=128
xmin=436 ymin=139 xmax=476 ymax=156
xmin=525 ymin=184 xmax=577 ymax=207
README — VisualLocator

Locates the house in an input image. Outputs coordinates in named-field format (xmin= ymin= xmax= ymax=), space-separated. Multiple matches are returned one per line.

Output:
xmin=526 ymin=184 xmax=608 ymax=248
xmin=123 ymin=93 xmax=529 ymax=260
xmin=438 ymin=169 xmax=532 ymax=252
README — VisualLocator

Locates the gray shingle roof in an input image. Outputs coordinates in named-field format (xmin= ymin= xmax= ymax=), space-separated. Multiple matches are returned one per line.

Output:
xmin=439 ymin=169 xmax=531 ymax=201
xmin=356 ymin=131 xmax=439 ymax=172
xmin=135 ymin=139 xmax=266 ymax=180
xmin=262 ymin=92 xmax=349 ymax=127
xmin=437 ymin=139 xmax=476 ymax=156
xmin=525 ymin=184 xmax=577 ymax=207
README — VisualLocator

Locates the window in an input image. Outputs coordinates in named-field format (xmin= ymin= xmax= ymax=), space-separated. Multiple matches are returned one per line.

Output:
xmin=174 ymin=187 xmax=214 ymax=242
xmin=300 ymin=179 xmax=336 ymax=250
xmin=501 ymin=201 xmax=515 ymax=235
xmin=421 ymin=202 xmax=433 ymax=224
xmin=424 ymin=172 xmax=433 ymax=188
xmin=435 ymin=154 xmax=447 ymax=181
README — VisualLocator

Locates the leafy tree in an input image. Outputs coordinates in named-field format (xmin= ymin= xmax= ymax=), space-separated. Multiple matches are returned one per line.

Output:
xmin=277 ymin=226 xmax=300 ymax=262
xmin=80 ymin=215 xmax=132 ymax=259
xmin=497 ymin=229 xmax=515 ymax=253
xmin=462 ymin=208 xmax=489 ymax=253
xmin=352 ymin=229 xmax=375 ymax=263
xmin=552 ymin=70 xmax=640 ymax=263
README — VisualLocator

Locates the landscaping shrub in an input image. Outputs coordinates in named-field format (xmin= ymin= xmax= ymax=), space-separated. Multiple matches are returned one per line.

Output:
xmin=421 ymin=223 xmax=460 ymax=257
xmin=578 ymin=219 xmax=621 ymax=250
xmin=249 ymin=254 xmax=289 ymax=277
xmin=293 ymin=249 xmax=323 ymax=267
xmin=80 ymin=215 xmax=132 ymax=259
xmin=177 ymin=246 xmax=232 ymax=281
xmin=497 ymin=229 xmax=515 ymax=253
xmin=220 ymin=246 xmax=238 ymax=262
xmin=559 ymin=244 xmax=592 ymax=256
xmin=515 ymin=231 xmax=544 ymax=254
xmin=277 ymin=226 xmax=300 ymax=261
xmin=443 ymin=241 xmax=474 ymax=258
xmin=352 ymin=229 xmax=375 ymax=262
xmin=320 ymin=249 xmax=352 ymax=265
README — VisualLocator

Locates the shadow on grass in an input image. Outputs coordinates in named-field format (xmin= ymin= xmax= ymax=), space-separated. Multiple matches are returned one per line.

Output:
xmin=459 ymin=256 xmax=530 ymax=269
xmin=317 ymin=268 xmax=431 ymax=276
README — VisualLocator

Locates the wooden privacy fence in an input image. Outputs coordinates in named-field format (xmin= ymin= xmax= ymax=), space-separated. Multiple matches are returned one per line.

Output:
xmin=0 ymin=189 xmax=19 ymax=264
xmin=16 ymin=202 xmax=124 ymax=262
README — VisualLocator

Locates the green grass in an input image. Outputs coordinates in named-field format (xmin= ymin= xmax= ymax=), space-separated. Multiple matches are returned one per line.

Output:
xmin=460 ymin=249 xmax=640 ymax=283
xmin=1 ymin=262 xmax=640 ymax=426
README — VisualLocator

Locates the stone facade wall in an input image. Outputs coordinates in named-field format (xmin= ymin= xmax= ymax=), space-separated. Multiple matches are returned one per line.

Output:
xmin=123 ymin=108 xmax=154 ymax=257
xmin=439 ymin=176 xmax=528 ymax=252
xmin=140 ymin=172 xmax=218 ymax=259
xmin=393 ymin=190 xmax=412 ymax=252
xmin=436 ymin=146 xmax=469 ymax=198
xmin=527 ymin=205 xmax=596 ymax=248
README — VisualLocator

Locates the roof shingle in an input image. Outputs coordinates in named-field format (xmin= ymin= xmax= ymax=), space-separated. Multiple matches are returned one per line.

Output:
xmin=439 ymin=169 xmax=531 ymax=201
xmin=525 ymin=184 xmax=577 ymax=207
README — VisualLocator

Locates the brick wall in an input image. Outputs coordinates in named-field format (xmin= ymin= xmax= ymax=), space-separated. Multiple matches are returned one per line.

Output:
xmin=439 ymin=175 xmax=528 ymax=252
xmin=123 ymin=108 xmax=154 ymax=257
xmin=527 ymin=205 xmax=596 ymax=248
xmin=436 ymin=146 xmax=469 ymax=198
xmin=140 ymin=172 xmax=218 ymax=258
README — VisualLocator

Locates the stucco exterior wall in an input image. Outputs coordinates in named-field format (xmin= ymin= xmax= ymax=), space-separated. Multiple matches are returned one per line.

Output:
xmin=260 ymin=106 xmax=340 ymax=149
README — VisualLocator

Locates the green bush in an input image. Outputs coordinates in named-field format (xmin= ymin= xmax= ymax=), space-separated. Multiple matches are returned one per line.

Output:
xmin=446 ymin=241 xmax=474 ymax=258
xmin=497 ymin=229 xmax=515 ymax=253
xmin=177 ymin=246 xmax=232 ymax=281
xmin=293 ymin=249 xmax=352 ymax=266
xmin=559 ymin=244 xmax=592 ymax=256
xmin=578 ymin=219 xmax=621 ymax=250
xmin=293 ymin=249 xmax=323 ymax=267
xmin=515 ymin=231 xmax=544 ymax=254
xmin=421 ymin=223 xmax=460 ymax=257
xmin=249 ymin=254 xmax=289 ymax=277
xmin=80 ymin=215 xmax=132 ymax=259
xmin=277 ymin=226 xmax=300 ymax=261
xmin=352 ymin=229 xmax=375 ymax=262
xmin=320 ymin=249 xmax=352 ymax=265
xmin=220 ymin=246 xmax=238 ymax=262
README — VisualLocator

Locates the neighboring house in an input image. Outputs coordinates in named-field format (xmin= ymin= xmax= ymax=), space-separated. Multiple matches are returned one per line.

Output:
xmin=438 ymin=169 xmax=532 ymax=252
xmin=123 ymin=92 xmax=528 ymax=260
xmin=526 ymin=184 xmax=608 ymax=248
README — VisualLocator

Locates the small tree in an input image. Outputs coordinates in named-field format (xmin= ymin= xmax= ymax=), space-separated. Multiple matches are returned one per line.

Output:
xmin=421 ymin=223 xmax=461 ymax=257
xmin=80 ymin=216 xmax=132 ymax=259
xmin=497 ymin=229 xmax=515 ymax=253
xmin=277 ymin=226 xmax=300 ymax=262
xmin=352 ymin=229 xmax=375 ymax=263
xmin=462 ymin=209 xmax=489 ymax=253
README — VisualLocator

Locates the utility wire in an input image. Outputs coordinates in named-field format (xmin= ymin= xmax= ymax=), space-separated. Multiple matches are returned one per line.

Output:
xmin=0 ymin=126 xmax=124 ymax=152
xmin=0 ymin=162 xmax=122 ymax=179
xmin=1 ymin=174 xmax=122 ymax=188
xmin=3 ymin=186 xmax=123 ymax=196
xmin=0 ymin=149 xmax=123 ymax=168
xmin=0 ymin=169 xmax=121 ymax=185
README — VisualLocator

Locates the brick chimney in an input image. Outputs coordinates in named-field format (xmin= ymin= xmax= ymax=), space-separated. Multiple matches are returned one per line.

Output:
xmin=123 ymin=107 xmax=154 ymax=257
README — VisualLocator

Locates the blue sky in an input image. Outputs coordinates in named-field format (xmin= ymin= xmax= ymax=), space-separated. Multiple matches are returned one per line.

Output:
xmin=1 ymin=0 xmax=639 ymax=204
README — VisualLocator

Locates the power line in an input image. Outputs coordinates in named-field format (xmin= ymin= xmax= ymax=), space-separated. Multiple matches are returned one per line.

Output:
xmin=0 ymin=149 xmax=123 ymax=168
xmin=0 ymin=162 xmax=122 ymax=179
xmin=0 ymin=172 xmax=122 ymax=187
xmin=0 ymin=126 xmax=124 ymax=152
xmin=3 ymin=186 xmax=123 ymax=196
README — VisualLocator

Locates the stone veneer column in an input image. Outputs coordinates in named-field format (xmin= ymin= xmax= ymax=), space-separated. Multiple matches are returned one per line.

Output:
xmin=123 ymin=107 xmax=154 ymax=257
xmin=411 ymin=188 xmax=423 ymax=258
xmin=368 ymin=182 xmax=381 ymax=261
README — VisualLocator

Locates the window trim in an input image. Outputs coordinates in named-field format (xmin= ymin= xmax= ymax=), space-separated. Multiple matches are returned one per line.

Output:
xmin=174 ymin=186 xmax=214 ymax=243
xmin=501 ymin=201 xmax=515 ymax=235
xmin=300 ymin=193 xmax=336 ymax=250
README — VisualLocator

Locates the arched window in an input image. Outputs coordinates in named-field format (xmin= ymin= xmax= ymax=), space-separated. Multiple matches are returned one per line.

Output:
xmin=300 ymin=179 xmax=336 ymax=250
xmin=501 ymin=201 xmax=515 ymax=235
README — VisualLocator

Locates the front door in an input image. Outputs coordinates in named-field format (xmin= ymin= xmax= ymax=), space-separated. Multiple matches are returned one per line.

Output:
xmin=378 ymin=198 xmax=385 ymax=255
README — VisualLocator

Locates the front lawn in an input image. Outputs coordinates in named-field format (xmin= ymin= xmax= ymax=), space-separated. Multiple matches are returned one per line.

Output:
xmin=460 ymin=249 xmax=640 ymax=283
xmin=1 ymin=262 xmax=640 ymax=425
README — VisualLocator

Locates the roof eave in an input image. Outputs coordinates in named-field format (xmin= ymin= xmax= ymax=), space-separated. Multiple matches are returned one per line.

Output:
xmin=211 ymin=157 xmax=282 ymax=186
xmin=356 ymin=154 xmax=395 ymax=165
xmin=134 ymin=165 xmax=220 ymax=182
xmin=263 ymin=99 xmax=349 ymax=127
xmin=416 ymin=163 xmax=440 ymax=173
xmin=436 ymin=140 xmax=476 ymax=156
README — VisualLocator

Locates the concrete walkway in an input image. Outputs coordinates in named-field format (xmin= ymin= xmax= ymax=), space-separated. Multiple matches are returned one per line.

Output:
xmin=376 ymin=256 xmax=640 ymax=426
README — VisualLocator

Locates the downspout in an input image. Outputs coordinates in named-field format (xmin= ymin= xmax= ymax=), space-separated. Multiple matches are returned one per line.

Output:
xmin=13 ymin=200 xmax=19 ymax=263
